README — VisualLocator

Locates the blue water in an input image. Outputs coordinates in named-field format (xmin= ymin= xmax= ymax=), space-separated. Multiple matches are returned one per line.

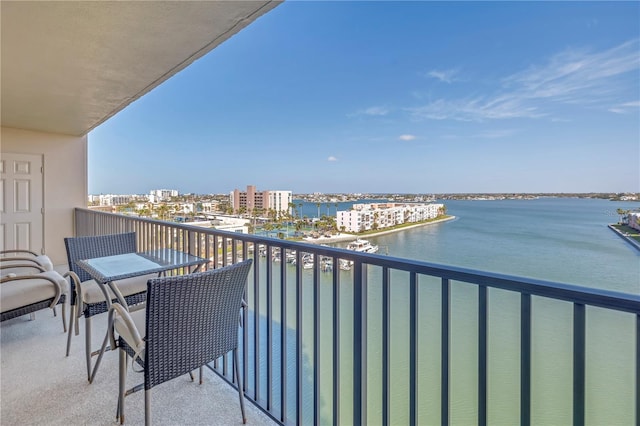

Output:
xmin=368 ymin=198 xmax=640 ymax=293
xmin=254 ymin=197 xmax=640 ymax=425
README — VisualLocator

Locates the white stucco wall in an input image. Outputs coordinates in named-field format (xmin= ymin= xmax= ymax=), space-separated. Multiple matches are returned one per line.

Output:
xmin=1 ymin=126 xmax=87 ymax=266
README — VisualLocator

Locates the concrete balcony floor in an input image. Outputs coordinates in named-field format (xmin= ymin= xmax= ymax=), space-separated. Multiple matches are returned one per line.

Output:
xmin=1 ymin=307 xmax=277 ymax=426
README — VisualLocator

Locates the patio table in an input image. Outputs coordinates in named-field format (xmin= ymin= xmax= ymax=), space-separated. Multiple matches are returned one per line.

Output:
xmin=75 ymin=248 xmax=208 ymax=382
xmin=76 ymin=248 xmax=208 ymax=310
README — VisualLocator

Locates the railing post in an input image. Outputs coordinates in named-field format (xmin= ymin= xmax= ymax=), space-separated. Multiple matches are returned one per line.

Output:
xmin=441 ymin=278 xmax=450 ymax=426
xmin=313 ymin=253 xmax=320 ymax=425
xmin=382 ymin=267 xmax=390 ymax=426
xmin=478 ymin=285 xmax=488 ymax=426
xmin=333 ymin=256 xmax=342 ymax=426
xmin=521 ymin=294 xmax=531 ymax=426
xmin=296 ymin=249 xmax=303 ymax=425
xmin=636 ymin=314 xmax=639 ymax=426
xmin=353 ymin=261 xmax=368 ymax=425
xmin=573 ymin=303 xmax=585 ymax=426
xmin=280 ymin=251 xmax=288 ymax=424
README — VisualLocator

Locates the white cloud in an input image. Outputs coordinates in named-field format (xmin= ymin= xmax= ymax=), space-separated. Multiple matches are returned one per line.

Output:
xmin=398 ymin=134 xmax=416 ymax=141
xmin=410 ymin=40 xmax=640 ymax=122
xmin=426 ymin=68 xmax=460 ymax=83
xmin=475 ymin=129 xmax=517 ymax=139
xmin=352 ymin=106 xmax=390 ymax=117
xmin=608 ymin=100 xmax=640 ymax=114
xmin=327 ymin=156 xmax=338 ymax=162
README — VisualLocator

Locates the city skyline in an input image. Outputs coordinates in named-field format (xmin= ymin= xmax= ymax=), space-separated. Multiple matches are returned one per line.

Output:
xmin=88 ymin=1 xmax=639 ymax=195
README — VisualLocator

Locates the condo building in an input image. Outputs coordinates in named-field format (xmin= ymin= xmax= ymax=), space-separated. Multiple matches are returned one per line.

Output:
xmin=149 ymin=189 xmax=179 ymax=203
xmin=230 ymin=185 xmax=292 ymax=218
xmin=337 ymin=202 xmax=445 ymax=233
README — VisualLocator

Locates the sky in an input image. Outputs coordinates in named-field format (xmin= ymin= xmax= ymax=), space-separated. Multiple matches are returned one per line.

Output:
xmin=88 ymin=1 xmax=640 ymax=195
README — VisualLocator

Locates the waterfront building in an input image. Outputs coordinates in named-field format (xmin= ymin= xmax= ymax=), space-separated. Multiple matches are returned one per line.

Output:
xmin=149 ymin=189 xmax=178 ymax=203
xmin=337 ymin=202 xmax=445 ymax=233
xmin=628 ymin=211 xmax=640 ymax=231
xmin=98 ymin=194 xmax=133 ymax=206
xmin=230 ymin=185 xmax=292 ymax=218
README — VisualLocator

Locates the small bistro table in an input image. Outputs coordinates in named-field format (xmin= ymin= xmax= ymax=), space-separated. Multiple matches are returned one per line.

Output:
xmin=75 ymin=248 xmax=208 ymax=381
xmin=76 ymin=248 xmax=208 ymax=310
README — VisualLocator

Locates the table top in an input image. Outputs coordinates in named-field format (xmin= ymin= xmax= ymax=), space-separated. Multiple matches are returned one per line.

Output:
xmin=76 ymin=248 xmax=208 ymax=284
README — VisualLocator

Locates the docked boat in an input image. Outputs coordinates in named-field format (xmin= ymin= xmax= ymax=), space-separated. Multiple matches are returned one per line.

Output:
xmin=346 ymin=239 xmax=379 ymax=254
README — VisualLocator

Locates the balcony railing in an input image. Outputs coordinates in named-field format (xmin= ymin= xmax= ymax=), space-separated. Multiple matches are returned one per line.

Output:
xmin=74 ymin=208 xmax=640 ymax=425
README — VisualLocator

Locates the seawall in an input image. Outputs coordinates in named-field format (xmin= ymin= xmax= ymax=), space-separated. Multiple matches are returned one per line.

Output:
xmin=608 ymin=224 xmax=640 ymax=252
xmin=303 ymin=216 xmax=456 ymax=245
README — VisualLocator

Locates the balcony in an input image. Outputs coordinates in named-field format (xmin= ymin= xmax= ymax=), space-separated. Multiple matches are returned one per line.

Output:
xmin=0 ymin=299 xmax=276 ymax=426
xmin=5 ymin=208 xmax=634 ymax=425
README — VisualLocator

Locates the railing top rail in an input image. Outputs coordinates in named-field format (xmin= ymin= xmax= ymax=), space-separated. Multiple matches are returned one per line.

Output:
xmin=76 ymin=208 xmax=640 ymax=314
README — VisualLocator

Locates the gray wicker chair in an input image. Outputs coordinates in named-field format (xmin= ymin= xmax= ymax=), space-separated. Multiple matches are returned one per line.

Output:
xmin=110 ymin=259 xmax=253 ymax=425
xmin=64 ymin=232 xmax=155 ymax=381
xmin=1 ymin=268 xmax=68 ymax=327
xmin=1 ymin=249 xmax=54 ymax=272
xmin=0 ymin=259 xmax=67 ymax=330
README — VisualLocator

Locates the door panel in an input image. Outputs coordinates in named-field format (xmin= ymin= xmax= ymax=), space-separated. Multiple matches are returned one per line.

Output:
xmin=0 ymin=153 xmax=44 ymax=253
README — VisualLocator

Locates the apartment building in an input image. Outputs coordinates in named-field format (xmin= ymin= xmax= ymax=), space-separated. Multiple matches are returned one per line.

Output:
xmin=149 ymin=189 xmax=179 ymax=203
xmin=337 ymin=202 xmax=445 ymax=233
xmin=230 ymin=185 xmax=292 ymax=217
xmin=628 ymin=211 xmax=640 ymax=231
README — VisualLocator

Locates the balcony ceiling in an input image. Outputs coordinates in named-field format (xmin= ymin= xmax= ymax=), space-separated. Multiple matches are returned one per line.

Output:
xmin=1 ymin=1 xmax=280 ymax=137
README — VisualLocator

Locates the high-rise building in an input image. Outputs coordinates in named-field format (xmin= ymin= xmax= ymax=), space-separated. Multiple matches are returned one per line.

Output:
xmin=149 ymin=189 xmax=178 ymax=203
xmin=230 ymin=185 xmax=292 ymax=217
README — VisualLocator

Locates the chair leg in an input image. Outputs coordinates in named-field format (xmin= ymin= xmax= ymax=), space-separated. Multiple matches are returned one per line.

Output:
xmin=90 ymin=322 xmax=112 ymax=384
xmin=29 ymin=312 xmax=36 ymax=321
xmin=118 ymin=348 xmax=126 ymax=424
xmin=61 ymin=303 xmax=67 ymax=333
xmin=74 ymin=305 xmax=80 ymax=335
xmin=199 ymin=366 xmax=203 ymax=384
xmin=65 ymin=304 xmax=76 ymax=356
xmin=145 ymin=389 xmax=151 ymax=426
xmin=234 ymin=349 xmax=246 ymax=424
xmin=85 ymin=315 xmax=92 ymax=382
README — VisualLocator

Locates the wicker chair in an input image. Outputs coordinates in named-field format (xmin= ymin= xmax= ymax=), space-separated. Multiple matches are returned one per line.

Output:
xmin=64 ymin=232 xmax=155 ymax=381
xmin=0 ymin=258 xmax=68 ymax=330
xmin=1 ymin=249 xmax=54 ymax=272
xmin=1 ymin=268 xmax=68 ymax=327
xmin=110 ymin=259 xmax=253 ymax=425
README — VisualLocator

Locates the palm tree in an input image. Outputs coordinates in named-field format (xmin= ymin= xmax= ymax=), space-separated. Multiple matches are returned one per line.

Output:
xmin=617 ymin=208 xmax=629 ymax=224
xmin=156 ymin=203 xmax=169 ymax=221
xmin=316 ymin=202 xmax=321 ymax=219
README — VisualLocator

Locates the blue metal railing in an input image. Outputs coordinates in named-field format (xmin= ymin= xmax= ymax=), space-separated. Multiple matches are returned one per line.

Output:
xmin=74 ymin=208 xmax=640 ymax=425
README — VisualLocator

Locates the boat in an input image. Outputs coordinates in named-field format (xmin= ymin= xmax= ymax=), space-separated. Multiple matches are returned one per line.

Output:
xmin=346 ymin=239 xmax=379 ymax=254
xmin=338 ymin=259 xmax=352 ymax=271
xmin=302 ymin=253 xmax=314 ymax=269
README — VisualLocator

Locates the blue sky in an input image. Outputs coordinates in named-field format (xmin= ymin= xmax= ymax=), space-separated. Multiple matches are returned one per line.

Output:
xmin=89 ymin=1 xmax=640 ymax=195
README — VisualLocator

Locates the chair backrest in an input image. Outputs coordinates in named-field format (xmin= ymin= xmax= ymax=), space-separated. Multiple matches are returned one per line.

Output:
xmin=144 ymin=259 xmax=253 ymax=390
xmin=64 ymin=232 xmax=137 ymax=284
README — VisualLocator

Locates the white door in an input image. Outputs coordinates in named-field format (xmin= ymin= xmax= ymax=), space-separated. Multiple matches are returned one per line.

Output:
xmin=0 ymin=153 xmax=44 ymax=253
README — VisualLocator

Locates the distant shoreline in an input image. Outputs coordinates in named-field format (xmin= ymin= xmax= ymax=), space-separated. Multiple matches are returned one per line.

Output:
xmin=303 ymin=215 xmax=456 ymax=245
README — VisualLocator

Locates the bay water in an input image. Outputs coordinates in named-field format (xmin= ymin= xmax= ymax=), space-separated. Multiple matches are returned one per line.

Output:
xmin=250 ymin=197 xmax=640 ymax=425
